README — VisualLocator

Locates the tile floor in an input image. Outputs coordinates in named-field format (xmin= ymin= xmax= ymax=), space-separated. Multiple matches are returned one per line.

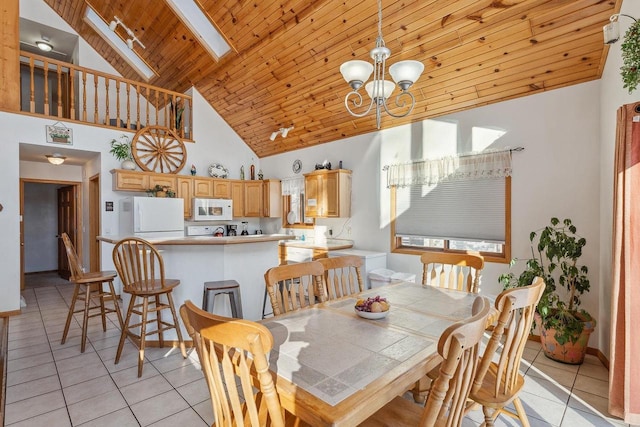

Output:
xmin=4 ymin=272 xmax=633 ymax=426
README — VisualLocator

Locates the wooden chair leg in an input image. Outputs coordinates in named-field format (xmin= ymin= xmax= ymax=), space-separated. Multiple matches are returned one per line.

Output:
xmin=106 ymin=280 xmax=124 ymax=329
xmin=97 ymin=283 xmax=107 ymax=332
xmin=482 ymin=406 xmax=498 ymax=427
xmin=155 ymin=295 xmax=164 ymax=348
xmin=513 ymin=398 xmax=530 ymax=427
xmin=61 ymin=283 xmax=81 ymax=345
xmin=116 ymin=295 xmax=136 ymax=364
xmin=166 ymin=291 xmax=187 ymax=358
xmin=81 ymin=284 xmax=92 ymax=353
xmin=138 ymin=297 xmax=149 ymax=377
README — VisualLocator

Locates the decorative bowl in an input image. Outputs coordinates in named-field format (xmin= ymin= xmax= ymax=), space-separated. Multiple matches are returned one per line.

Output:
xmin=355 ymin=308 xmax=389 ymax=320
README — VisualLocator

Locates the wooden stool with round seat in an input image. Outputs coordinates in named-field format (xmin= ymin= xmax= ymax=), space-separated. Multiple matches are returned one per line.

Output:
xmin=60 ymin=233 xmax=124 ymax=353
xmin=202 ymin=280 xmax=243 ymax=318
xmin=112 ymin=237 xmax=186 ymax=377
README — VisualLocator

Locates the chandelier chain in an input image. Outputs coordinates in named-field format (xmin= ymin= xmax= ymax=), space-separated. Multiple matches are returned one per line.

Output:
xmin=377 ymin=0 xmax=383 ymax=40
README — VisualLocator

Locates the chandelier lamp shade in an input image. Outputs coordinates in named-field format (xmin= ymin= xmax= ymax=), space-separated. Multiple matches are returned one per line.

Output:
xmin=340 ymin=0 xmax=424 ymax=128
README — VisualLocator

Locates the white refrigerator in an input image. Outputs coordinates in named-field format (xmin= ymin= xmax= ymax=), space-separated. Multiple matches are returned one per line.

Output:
xmin=119 ymin=196 xmax=184 ymax=238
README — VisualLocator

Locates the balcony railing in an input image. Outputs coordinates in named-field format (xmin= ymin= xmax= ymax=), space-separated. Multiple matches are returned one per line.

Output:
xmin=18 ymin=51 xmax=193 ymax=140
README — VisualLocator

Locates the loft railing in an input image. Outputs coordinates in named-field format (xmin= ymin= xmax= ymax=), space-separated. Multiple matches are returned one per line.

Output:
xmin=18 ymin=51 xmax=193 ymax=140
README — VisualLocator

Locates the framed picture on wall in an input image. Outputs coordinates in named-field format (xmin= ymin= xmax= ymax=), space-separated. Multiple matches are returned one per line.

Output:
xmin=46 ymin=123 xmax=73 ymax=145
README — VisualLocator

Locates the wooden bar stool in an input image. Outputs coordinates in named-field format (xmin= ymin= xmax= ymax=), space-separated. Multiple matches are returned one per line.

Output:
xmin=60 ymin=233 xmax=124 ymax=353
xmin=112 ymin=237 xmax=186 ymax=377
xmin=202 ymin=280 xmax=243 ymax=318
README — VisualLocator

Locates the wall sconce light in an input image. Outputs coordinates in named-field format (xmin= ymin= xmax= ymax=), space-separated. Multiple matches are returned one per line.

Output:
xmin=109 ymin=16 xmax=146 ymax=49
xmin=604 ymin=13 xmax=637 ymax=44
xmin=36 ymin=37 xmax=53 ymax=52
xmin=269 ymin=126 xmax=294 ymax=141
xmin=46 ymin=153 xmax=66 ymax=165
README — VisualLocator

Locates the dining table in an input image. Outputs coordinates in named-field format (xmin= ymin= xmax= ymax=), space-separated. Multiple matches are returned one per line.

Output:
xmin=260 ymin=280 xmax=493 ymax=426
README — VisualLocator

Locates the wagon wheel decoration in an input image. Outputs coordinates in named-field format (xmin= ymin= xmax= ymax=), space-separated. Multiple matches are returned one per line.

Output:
xmin=131 ymin=126 xmax=187 ymax=174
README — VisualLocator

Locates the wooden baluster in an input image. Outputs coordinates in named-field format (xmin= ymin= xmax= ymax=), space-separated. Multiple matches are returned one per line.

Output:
xmin=126 ymin=82 xmax=131 ymax=129
xmin=105 ymin=77 xmax=110 ymax=126
xmin=145 ymin=86 xmax=149 ymax=127
xmin=57 ymin=65 xmax=62 ymax=117
xmin=116 ymin=80 xmax=121 ymax=128
xmin=154 ymin=90 xmax=159 ymax=126
xmin=170 ymin=94 xmax=175 ymax=131
xmin=82 ymin=71 xmax=87 ymax=122
xmin=163 ymin=92 xmax=168 ymax=129
xmin=187 ymin=97 xmax=192 ymax=139
xmin=93 ymin=75 xmax=98 ymax=123
xmin=43 ymin=60 xmax=49 ymax=116
xmin=69 ymin=67 xmax=76 ymax=120
xmin=29 ymin=57 xmax=35 ymax=113
xmin=136 ymin=83 xmax=140 ymax=129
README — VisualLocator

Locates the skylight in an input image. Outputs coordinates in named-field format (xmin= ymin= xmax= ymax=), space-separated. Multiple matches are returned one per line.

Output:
xmin=164 ymin=0 xmax=231 ymax=60
xmin=83 ymin=6 xmax=156 ymax=81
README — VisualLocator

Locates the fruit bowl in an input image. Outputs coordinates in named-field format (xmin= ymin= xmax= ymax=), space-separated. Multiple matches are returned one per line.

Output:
xmin=354 ymin=296 xmax=389 ymax=320
xmin=355 ymin=309 xmax=389 ymax=320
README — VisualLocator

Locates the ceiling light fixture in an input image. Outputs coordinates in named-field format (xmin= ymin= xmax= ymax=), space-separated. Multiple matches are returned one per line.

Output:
xmin=109 ymin=16 xmax=145 ymax=50
xmin=604 ymin=13 xmax=637 ymax=44
xmin=46 ymin=153 xmax=66 ymax=165
xmin=340 ymin=0 xmax=424 ymax=129
xmin=36 ymin=37 xmax=53 ymax=52
xmin=269 ymin=126 xmax=294 ymax=141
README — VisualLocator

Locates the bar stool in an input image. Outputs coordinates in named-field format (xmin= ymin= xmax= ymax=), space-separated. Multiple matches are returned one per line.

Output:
xmin=202 ymin=280 xmax=243 ymax=318
xmin=60 ymin=233 xmax=124 ymax=353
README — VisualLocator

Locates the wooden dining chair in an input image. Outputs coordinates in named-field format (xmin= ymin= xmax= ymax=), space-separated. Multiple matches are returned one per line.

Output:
xmin=421 ymin=252 xmax=484 ymax=293
xmin=468 ymin=277 xmax=546 ymax=427
xmin=60 ymin=233 xmax=124 ymax=353
xmin=264 ymin=261 xmax=325 ymax=317
xmin=360 ymin=296 xmax=491 ymax=427
xmin=318 ymin=255 xmax=364 ymax=300
xmin=179 ymin=300 xmax=286 ymax=427
xmin=112 ymin=237 xmax=186 ymax=377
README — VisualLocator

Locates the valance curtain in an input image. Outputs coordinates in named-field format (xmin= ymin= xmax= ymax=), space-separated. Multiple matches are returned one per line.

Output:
xmin=385 ymin=148 xmax=513 ymax=188
xmin=609 ymin=102 xmax=640 ymax=424
xmin=281 ymin=176 xmax=305 ymax=196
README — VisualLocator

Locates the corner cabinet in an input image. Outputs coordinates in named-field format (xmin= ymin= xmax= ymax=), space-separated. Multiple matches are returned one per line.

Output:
xmin=304 ymin=169 xmax=351 ymax=218
xmin=112 ymin=169 xmax=282 ymax=219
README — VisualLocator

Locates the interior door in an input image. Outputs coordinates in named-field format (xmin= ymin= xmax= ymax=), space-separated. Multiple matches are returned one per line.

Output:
xmin=89 ymin=174 xmax=100 ymax=272
xmin=58 ymin=185 xmax=77 ymax=279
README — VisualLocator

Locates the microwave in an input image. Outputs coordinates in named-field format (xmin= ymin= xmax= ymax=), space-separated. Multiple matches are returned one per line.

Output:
xmin=192 ymin=198 xmax=233 ymax=221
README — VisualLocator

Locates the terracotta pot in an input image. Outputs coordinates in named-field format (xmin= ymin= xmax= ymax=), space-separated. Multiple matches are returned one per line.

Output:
xmin=536 ymin=312 xmax=595 ymax=364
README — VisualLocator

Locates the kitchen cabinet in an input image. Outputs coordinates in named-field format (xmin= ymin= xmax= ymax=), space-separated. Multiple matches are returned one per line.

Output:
xmin=112 ymin=170 xmax=149 ymax=191
xmin=193 ymin=178 xmax=214 ymax=198
xmin=262 ymin=179 xmax=282 ymax=218
xmin=244 ymin=181 xmax=263 ymax=217
xmin=177 ymin=177 xmax=193 ymax=218
xmin=231 ymin=182 xmax=244 ymax=218
xmin=213 ymin=180 xmax=231 ymax=198
xmin=149 ymin=175 xmax=177 ymax=192
xmin=304 ymin=169 xmax=351 ymax=218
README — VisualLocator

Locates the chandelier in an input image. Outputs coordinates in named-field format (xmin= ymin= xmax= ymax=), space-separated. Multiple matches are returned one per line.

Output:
xmin=339 ymin=0 xmax=424 ymax=128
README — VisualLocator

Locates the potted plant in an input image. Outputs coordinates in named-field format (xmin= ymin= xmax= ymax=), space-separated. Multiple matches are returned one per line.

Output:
xmin=146 ymin=185 xmax=175 ymax=198
xmin=110 ymin=135 xmax=136 ymax=170
xmin=499 ymin=217 xmax=595 ymax=364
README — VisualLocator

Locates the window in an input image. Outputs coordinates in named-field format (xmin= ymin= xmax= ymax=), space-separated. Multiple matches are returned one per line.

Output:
xmin=282 ymin=194 xmax=314 ymax=229
xmin=387 ymin=150 xmax=511 ymax=262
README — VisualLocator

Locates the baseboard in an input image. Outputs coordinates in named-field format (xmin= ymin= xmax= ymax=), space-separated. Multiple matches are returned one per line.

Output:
xmin=0 ymin=316 xmax=8 ymax=427
xmin=528 ymin=334 xmax=609 ymax=369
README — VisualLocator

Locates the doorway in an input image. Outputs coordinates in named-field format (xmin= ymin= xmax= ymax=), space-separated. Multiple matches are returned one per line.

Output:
xmin=20 ymin=179 xmax=82 ymax=290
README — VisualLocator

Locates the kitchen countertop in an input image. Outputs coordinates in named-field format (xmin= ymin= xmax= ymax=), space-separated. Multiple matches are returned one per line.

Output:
xmin=279 ymin=239 xmax=354 ymax=250
xmin=98 ymin=234 xmax=294 ymax=245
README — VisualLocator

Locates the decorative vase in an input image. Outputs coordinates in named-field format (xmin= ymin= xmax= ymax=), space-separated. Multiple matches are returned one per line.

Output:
xmin=121 ymin=159 xmax=136 ymax=170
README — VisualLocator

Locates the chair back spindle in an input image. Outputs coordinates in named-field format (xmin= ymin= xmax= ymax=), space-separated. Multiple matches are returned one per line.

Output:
xmin=318 ymin=255 xmax=364 ymax=299
xmin=421 ymin=252 xmax=484 ymax=293
xmin=264 ymin=261 xmax=325 ymax=316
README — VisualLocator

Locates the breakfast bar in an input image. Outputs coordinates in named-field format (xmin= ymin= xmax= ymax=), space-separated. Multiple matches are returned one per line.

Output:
xmin=98 ymin=234 xmax=294 ymax=334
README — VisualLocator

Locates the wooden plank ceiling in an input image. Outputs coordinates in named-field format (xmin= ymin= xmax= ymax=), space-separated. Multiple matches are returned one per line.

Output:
xmin=45 ymin=0 xmax=620 ymax=158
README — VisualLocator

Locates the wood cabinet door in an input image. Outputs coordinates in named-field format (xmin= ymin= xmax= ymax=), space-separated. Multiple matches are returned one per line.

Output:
xmin=231 ymin=181 xmax=244 ymax=218
xmin=114 ymin=170 xmax=149 ymax=191
xmin=149 ymin=175 xmax=177 ymax=191
xmin=244 ymin=181 xmax=263 ymax=217
xmin=193 ymin=178 xmax=214 ymax=197
xmin=177 ymin=177 xmax=193 ymax=218
xmin=212 ymin=179 xmax=231 ymax=198
xmin=324 ymin=172 xmax=339 ymax=217
xmin=304 ymin=175 xmax=320 ymax=217
xmin=262 ymin=180 xmax=282 ymax=218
